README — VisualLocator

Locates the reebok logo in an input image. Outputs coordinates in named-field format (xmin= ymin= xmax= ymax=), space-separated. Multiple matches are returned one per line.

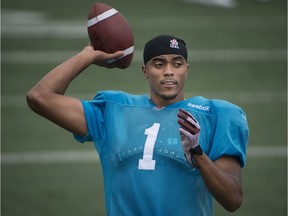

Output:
xmin=188 ymin=103 xmax=210 ymax=112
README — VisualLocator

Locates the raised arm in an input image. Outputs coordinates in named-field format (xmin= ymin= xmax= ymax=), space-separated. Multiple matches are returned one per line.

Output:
xmin=26 ymin=45 xmax=123 ymax=136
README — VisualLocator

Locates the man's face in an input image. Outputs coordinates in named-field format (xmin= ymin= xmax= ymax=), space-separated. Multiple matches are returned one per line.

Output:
xmin=142 ymin=54 xmax=189 ymax=107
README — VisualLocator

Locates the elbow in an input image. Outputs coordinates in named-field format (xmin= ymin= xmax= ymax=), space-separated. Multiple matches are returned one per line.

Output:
xmin=223 ymin=193 xmax=243 ymax=212
xmin=26 ymin=88 xmax=45 ymax=113
xmin=26 ymin=89 xmax=37 ymax=109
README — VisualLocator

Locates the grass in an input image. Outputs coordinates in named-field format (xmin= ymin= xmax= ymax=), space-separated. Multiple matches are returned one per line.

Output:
xmin=2 ymin=158 xmax=286 ymax=216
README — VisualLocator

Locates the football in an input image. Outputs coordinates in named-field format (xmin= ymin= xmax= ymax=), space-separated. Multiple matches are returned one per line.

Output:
xmin=87 ymin=2 xmax=134 ymax=69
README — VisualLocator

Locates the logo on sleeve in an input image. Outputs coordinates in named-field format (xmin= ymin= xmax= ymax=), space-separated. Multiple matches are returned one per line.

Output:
xmin=187 ymin=103 xmax=210 ymax=112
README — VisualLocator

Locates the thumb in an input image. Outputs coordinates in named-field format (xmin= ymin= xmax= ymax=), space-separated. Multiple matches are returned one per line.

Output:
xmin=94 ymin=50 xmax=124 ymax=62
xmin=106 ymin=50 xmax=125 ymax=61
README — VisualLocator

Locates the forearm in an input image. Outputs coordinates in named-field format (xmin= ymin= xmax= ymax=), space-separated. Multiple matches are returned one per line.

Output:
xmin=32 ymin=50 xmax=95 ymax=95
xmin=194 ymin=154 xmax=242 ymax=212
xmin=28 ymin=46 xmax=124 ymax=97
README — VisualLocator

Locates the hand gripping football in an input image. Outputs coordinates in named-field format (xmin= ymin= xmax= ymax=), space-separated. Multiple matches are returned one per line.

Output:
xmin=87 ymin=2 xmax=134 ymax=69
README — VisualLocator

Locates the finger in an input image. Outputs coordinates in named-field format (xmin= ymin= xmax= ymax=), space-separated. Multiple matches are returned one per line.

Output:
xmin=177 ymin=116 xmax=197 ymax=131
xmin=177 ymin=112 xmax=199 ymax=130
xmin=178 ymin=109 xmax=200 ymax=130
xmin=179 ymin=109 xmax=198 ymax=124
xmin=177 ymin=119 xmax=200 ymax=134
xmin=178 ymin=109 xmax=194 ymax=123
xmin=93 ymin=50 xmax=124 ymax=65
xmin=105 ymin=51 xmax=125 ymax=65
xmin=111 ymin=50 xmax=125 ymax=59
xmin=179 ymin=108 xmax=194 ymax=119
xmin=179 ymin=108 xmax=191 ymax=117
xmin=178 ymin=119 xmax=192 ymax=131
xmin=179 ymin=127 xmax=191 ymax=138
xmin=177 ymin=112 xmax=187 ymax=121
xmin=102 ymin=50 xmax=124 ymax=60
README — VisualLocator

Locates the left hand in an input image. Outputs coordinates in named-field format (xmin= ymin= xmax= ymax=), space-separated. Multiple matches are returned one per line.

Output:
xmin=177 ymin=109 xmax=201 ymax=166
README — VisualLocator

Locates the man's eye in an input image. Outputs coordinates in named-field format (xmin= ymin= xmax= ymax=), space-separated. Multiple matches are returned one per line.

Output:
xmin=174 ymin=62 xmax=183 ymax=67
xmin=154 ymin=63 xmax=163 ymax=68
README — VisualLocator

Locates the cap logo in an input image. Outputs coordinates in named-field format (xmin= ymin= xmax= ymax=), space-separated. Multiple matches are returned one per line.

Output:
xmin=170 ymin=39 xmax=179 ymax=49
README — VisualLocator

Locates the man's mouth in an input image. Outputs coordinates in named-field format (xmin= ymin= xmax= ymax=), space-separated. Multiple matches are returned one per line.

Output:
xmin=161 ymin=80 xmax=177 ymax=86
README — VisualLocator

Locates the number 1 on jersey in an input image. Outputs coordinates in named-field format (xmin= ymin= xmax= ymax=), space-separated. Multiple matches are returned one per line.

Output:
xmin=138 ymin=123 xmax=160 ymax=170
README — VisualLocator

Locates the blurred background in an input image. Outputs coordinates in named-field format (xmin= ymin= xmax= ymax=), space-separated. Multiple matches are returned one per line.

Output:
xmin=1 ymin=0 xmax=287 ymax=215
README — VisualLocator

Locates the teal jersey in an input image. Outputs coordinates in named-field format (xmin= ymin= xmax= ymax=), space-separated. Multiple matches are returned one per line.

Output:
xmin=74 ymin=90 xmax=249 ymax=216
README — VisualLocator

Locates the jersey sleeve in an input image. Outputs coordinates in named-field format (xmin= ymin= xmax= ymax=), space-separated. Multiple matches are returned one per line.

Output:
xmin=208 ymin=106 xmax=249 ymax=167
xmin=73 ymin=92 xmax=107 ymax=144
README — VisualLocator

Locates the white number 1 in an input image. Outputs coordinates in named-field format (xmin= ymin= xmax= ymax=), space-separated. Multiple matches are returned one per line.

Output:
xmin=138 ymin=123 xmax=160 ymax=170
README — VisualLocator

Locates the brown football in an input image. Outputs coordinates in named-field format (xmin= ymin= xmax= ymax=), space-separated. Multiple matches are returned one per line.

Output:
xmin=87 ymin=2 xmax=134 ymax=69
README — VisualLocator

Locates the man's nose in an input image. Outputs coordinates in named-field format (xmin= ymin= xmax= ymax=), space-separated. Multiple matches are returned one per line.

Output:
xmin=163 ymin=64 xmax=174 ymax=76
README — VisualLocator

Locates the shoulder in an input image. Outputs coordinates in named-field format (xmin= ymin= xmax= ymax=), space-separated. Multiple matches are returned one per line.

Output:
xmin=185 ymin=96 xmax=246 ymax=117
xmin=93 ymin=90 xmax=150 ymax=106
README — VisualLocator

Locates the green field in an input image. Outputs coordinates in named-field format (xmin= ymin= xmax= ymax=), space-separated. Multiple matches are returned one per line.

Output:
xmin=1 ymin=0 xmax=287 ymax=215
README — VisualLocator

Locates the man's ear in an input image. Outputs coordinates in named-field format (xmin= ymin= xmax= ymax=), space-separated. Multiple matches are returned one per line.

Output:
xmin=185 ymin=64 xmax=189 ymax=78
xmin=142 ymin=65 xmax=148 ymax=79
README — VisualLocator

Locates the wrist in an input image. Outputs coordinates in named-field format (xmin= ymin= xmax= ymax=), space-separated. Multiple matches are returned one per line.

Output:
xmin=79 ymin=49 xmax=98 ymax=65
xmin=189 ymin=145 xmax=203 ymax=168
xmin=190 ymin=145 xmax=203 ymax=156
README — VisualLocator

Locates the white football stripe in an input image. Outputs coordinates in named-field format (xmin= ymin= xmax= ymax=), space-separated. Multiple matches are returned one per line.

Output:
xmin=107 ymin=45 xmax=134 ymax=63
xmin=87 ymin=8 xmax=118 ymax=27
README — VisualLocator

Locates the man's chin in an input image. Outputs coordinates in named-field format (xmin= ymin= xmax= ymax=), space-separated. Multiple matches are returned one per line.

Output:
xmin=159 ymin=93 xmax=178 ymax=100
